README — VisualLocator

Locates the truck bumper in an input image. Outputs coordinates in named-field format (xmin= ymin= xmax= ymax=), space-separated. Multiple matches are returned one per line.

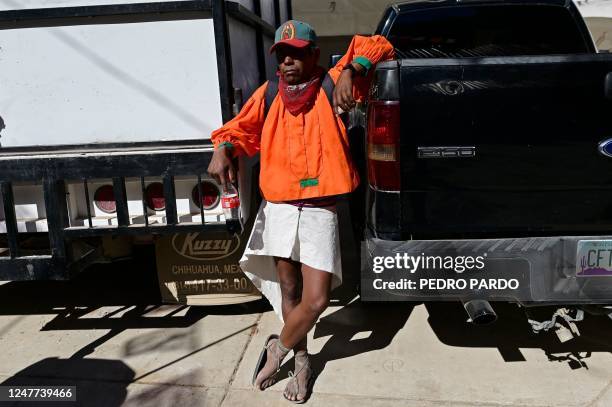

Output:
xmin=362 ymin=233 xmax=612 ymax=304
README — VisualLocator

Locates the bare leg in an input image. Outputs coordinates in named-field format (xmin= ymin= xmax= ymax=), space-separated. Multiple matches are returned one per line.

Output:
xmin=254 ymin=257 xmax=307 ymax=390
xmin=281 ymin=264 xmax=332 ymax=401
xmin=276 ymin=257 xmax=307 ymax=353
xmin=279 ymin=263 xmax=332 ymax=349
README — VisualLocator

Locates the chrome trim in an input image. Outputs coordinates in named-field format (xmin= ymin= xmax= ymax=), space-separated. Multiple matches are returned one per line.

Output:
xmin=368 ymin=184 xmax=401 ymax=194
xmin=418 ymin=146 xmax=476 ymax=158
xmin=598 ymin=139 xmax=612 ymax=158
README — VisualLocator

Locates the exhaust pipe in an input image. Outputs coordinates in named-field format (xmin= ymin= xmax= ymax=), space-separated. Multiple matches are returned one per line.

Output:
xmin=462 ymin=300 xmax=497 ymax=325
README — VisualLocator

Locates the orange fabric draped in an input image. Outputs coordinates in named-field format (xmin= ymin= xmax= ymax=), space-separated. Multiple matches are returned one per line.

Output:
xmin=211 ymin=35 xmax=395 ymax=202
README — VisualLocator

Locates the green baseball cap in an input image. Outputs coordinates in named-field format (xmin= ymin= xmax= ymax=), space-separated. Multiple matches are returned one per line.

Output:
xmin=269 ymin=20 xmax=317 ymax=54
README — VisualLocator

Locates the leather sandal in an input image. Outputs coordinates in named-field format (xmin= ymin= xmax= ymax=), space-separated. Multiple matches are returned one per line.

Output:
xmin=252 ymin=334 xmax=286 ymax=390
xmin=283 ymin=354 xmax=314 ymax=404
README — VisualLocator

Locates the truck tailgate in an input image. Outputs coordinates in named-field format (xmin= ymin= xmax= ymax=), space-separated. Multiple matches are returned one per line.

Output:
xmin=399 ymin=54 xmax=612 ymax=237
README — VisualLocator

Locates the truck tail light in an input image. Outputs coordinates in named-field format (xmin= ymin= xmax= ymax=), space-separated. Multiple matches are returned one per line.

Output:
xmin=93 ymin=185 xmax=116 ymax=214
xmin=145 ymin=182 xmax=165 ymax=211
xmin=192 ymin=181 xmax=220 ymax=210
xmin=367 ymin=100 xmax=400 ymax=191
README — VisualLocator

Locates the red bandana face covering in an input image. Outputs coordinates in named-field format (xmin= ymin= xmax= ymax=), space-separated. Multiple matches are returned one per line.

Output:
xmin=278 ymin=66 xmax=325 ymax=115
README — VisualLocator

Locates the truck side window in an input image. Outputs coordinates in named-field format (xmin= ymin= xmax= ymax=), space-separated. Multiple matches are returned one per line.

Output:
xmin=388 ymin=5 xmax=589 ymax=58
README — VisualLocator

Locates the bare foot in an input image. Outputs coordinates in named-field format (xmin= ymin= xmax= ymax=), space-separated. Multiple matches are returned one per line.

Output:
xmin=283 ymin=351 xmax=313 ymax=402
xmin=254 ymin=338 xmax=288 ymax=390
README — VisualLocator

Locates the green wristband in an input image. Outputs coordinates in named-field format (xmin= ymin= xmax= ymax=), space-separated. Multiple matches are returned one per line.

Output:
xmin=218 ymin=141 xmax=234 ymax=150
xmin=353 ymin=56 xmax=373 ymax=76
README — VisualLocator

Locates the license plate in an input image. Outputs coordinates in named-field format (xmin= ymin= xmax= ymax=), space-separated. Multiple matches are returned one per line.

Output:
xmin=576 ymin=240 xmax=612 ymax=277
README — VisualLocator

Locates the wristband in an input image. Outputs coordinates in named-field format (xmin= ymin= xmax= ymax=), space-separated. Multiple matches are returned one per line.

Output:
xmin=342 ymin=63 xmax=358 ymax=76
xmin=218 ymin=141 xmax=234 ymax=150
xmin=352 ymin=56 xmax=373 ymax=76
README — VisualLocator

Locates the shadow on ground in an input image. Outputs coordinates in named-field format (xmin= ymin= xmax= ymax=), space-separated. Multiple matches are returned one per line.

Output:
xmin=275 ymin=300 xmax=414 ymax=400
xmin=0 ymin=246 xmax=265 ymax=406
xmin=0 ymin=357 xmax=133 ymax=407
xmin=426 ymin=301 xmax=612 ymax=369
xmin=0 ymin=313 xmax=136 ymax=407
xmin=270 ymin=299 xmax=612 ymax=403
xmin=0 ymin=245 xmax=271 ymax=325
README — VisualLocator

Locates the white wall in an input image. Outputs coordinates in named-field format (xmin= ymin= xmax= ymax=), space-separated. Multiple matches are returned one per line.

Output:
xmin=292 ymin=0 xmax=389 ymax=36
xmin=0 ymin=0 xmax=194 ymax=10
xmin=584 ymin=17 xmax=612 ymax=51
xmin=575 ymin=0 xmax=612 ymax=17
xmin=576 ymin=0 xmax=612 ymax=51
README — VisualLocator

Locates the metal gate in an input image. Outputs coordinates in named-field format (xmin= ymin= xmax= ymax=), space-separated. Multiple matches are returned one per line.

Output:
xmin=0 ymin=142 xmax=227 ymax=280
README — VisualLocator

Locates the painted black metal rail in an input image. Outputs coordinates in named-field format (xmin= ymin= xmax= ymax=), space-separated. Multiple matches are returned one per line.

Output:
xmin=0 ymin=1 xmax=213 ymax=23
xmin=0 ymin=144 xmax=222 ymax=281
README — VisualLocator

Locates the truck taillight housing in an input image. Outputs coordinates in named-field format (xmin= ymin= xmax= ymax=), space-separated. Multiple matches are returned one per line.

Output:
xmin=367 ymin=100 xmax=400 ymax=191
xmin=145 ymin=182 xmax=165 ymax=211
xmin=192 ymin=181 xmax=220 ymax=210
xmin=93 ymin=185 xmax=116 ymax=214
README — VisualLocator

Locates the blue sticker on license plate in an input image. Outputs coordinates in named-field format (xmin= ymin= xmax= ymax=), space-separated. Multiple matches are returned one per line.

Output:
xmin=577 ymin=240 xmax=612 ymax=277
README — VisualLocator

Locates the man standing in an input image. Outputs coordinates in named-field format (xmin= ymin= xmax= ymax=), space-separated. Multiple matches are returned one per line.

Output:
xmin=208 ymin=20 xmax=393 ymax=403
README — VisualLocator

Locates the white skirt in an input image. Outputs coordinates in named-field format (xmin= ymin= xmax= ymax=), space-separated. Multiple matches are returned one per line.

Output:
xmin=239 ymin=200 xmax=343 ymax=323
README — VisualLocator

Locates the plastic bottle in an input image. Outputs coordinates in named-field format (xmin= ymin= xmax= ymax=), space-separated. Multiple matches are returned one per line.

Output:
xmin=221 ymin=183 xmax=243 ymax=235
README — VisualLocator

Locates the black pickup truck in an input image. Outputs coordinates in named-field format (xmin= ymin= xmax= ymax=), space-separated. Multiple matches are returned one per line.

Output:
xmin=360 ymin=0 xmax=612 ymax=324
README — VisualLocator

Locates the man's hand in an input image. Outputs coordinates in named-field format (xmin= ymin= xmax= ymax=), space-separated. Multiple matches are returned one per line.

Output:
xmin=207 ymin=146 xmax=235 ymax=186
xmin=333 ymin=62 xmax=365 ymax=114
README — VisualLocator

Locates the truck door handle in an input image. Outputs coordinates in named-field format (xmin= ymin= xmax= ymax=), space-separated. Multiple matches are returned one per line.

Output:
xmin=606 ymin=72 xmax=612 ymax=100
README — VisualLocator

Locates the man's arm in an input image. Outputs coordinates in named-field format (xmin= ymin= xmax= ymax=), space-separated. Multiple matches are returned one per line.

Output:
xmin=333 ymin=62 xmax=367 ymax=114
xmin=329 ymin=35 xmax=395 ymax=113
xmin=208 ymin=83 xmax=267 ymax=185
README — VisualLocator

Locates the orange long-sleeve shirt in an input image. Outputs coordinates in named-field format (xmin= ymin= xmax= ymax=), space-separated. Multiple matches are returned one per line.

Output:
xmin=211 ymin=35 xmax=395 ymax=202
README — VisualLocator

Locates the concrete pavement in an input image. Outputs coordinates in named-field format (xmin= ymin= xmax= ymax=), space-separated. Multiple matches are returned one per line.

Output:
xmin=0 ymin=256 xmax=611 ymax=407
